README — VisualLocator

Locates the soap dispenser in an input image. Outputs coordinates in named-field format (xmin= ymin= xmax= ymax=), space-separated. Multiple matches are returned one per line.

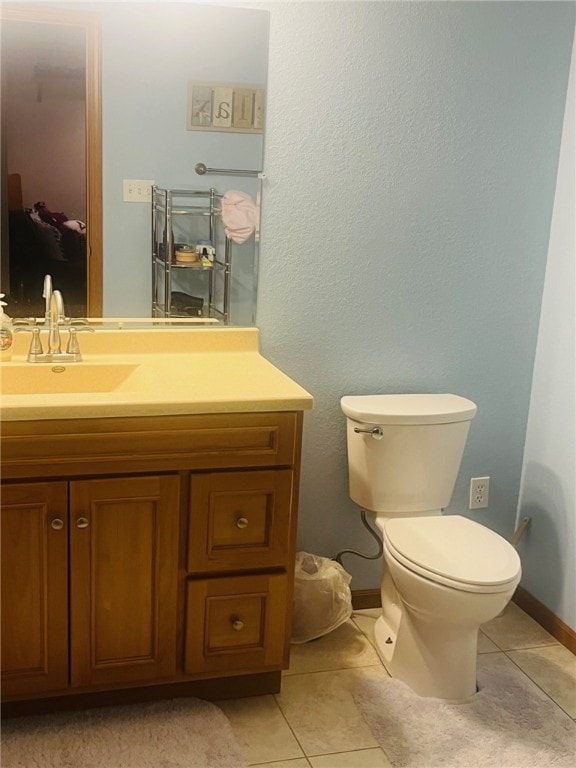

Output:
xmin=0 ymin=293 xmax=13 ymax=361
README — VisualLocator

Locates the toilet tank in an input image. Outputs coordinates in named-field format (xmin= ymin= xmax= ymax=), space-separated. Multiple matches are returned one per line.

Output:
xmin=341 ymin=394 xmax=477 ymax=515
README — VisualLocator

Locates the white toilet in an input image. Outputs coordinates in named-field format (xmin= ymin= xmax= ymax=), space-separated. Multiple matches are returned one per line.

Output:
xmin=341 ymin=393 xmax=521 ymax=700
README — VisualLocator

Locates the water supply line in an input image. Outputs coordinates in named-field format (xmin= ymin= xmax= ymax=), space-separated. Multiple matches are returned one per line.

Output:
xmin=334 ymin=510 xmax=383 ymax=566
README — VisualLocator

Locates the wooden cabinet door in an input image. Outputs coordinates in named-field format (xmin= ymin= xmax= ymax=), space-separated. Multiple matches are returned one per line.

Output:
xmin=69 ymin=475 xmax=180 ymax=687
xmin=1 ymin=482 xmax=68 ymax=697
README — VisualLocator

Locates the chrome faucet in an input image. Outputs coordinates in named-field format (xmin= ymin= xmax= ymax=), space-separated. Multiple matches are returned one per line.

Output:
xmin=15 ymin=288 xmax=94 ymax=363
xmin=48 ymin=290 xmax=65 ymax=354
xmin=43 ymin=274 xmax=53 ymax=324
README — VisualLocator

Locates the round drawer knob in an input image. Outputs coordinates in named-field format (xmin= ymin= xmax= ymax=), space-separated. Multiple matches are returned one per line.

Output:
xmin=50 ymin=518 xmax=64 ymax=531
xmin=236 ymin=517 xmax=248 ymax=529
xmin=232 ymin=620 xmax=244 ymax=632
xmin=76 ymin=517 xmax=89 ymax=529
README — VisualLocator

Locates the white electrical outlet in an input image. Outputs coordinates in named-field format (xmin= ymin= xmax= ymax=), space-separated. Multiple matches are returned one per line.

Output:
xmin=469 ymin=476 xmax=490 ymax=509
xmin=123 ymin=179 xmax=155 ymax=203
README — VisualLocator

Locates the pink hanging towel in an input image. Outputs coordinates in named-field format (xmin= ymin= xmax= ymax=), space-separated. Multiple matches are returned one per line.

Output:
xmin=221 ymin=190 xmax=259 ymax=244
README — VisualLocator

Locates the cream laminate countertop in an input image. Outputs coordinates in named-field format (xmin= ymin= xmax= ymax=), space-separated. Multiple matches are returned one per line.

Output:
xmin=0 ymin=327 xmax=313 ymax=421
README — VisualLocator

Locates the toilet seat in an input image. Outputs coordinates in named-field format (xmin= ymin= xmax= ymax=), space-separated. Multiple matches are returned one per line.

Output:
xmin=383 ymin=515 xmax=521 ymax=593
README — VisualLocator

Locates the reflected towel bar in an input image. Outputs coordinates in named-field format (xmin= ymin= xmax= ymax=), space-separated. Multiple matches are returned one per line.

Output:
xmin=195 ymin=163 xmax=265 ymax=179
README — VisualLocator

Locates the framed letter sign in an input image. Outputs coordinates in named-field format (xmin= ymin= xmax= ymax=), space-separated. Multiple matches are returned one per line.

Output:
xmin=187 ymin=81 xmax=265 ymax=134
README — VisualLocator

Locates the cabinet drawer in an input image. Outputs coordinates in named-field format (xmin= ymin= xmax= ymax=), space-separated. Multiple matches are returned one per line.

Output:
xmin=185 ymin=573 xmax=288 ymax=675
xmin=188 ymin=470 xmax=293 ymax=573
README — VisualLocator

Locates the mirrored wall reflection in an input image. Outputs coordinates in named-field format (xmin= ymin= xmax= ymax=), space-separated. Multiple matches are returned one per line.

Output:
xmin=2 ymin=18 xmax=89 ymax=317
xmin=152 ymin=181 xmax=262 ymax=327
xmin=1 ymin=2 xmax=270 ymax=324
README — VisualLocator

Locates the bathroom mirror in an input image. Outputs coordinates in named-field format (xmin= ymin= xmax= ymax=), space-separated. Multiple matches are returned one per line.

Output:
xmin=0 ymin=2 xmax=269 ymax=324
xmin=1 ymin=4 xmax=101 ymax=317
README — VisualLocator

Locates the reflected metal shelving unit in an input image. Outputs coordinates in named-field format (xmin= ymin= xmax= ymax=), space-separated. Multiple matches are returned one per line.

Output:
xmin=151 ymin=186 xmax=231 ymax=322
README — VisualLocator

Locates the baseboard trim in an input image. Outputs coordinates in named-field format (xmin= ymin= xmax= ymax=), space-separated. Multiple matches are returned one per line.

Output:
xmin=513 ymin=586 xmax=576 ymax=654
xmin=352 ymin=589 xmax=381 ymax=611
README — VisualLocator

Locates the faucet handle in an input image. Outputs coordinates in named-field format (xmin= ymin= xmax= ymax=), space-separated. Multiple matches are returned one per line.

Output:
xmin=12 ymin=317 xmax=38 ymax=326
xmin=14 ymin=326 xmax=43 ymax=356
xmin=65 ymin=326 xmax=95 ymax=356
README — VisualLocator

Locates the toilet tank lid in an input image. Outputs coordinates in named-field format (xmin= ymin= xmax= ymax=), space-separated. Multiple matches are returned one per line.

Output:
xmin=341 ymin=394 xmax=477 ymax=425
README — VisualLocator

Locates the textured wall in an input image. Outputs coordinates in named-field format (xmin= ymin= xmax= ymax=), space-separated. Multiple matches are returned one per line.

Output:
xmin=517 ymin=32 xmax=575 ymax=630
xmin=256 ymin=1 xmax=575 ymax=589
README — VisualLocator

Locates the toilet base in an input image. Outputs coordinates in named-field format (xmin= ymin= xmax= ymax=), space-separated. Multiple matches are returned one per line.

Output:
xmin=373 ymin=612 xmax=479 ymax=701
xmin=370 ymin=531 xmax=519 ymax=701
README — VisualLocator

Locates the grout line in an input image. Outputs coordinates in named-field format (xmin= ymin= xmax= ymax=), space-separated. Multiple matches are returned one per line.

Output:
xmin=267 ymin=689 xmax=309 ymax=764
xmin=283 ymin=662 xmax=386 ymax=680
xmin=482 ymin=638 xmax=563 ymax=653
xmin=249 ymin=759 xmax=312 ymax=767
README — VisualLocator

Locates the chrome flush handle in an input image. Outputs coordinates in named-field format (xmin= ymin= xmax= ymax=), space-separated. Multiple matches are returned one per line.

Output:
xmin=354 ymin=425 xmax=384 ymax=439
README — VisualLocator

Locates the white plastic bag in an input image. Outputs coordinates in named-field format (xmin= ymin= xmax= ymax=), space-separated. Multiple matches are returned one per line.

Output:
xmin=291 ymin=551 xmax=353 ymax=644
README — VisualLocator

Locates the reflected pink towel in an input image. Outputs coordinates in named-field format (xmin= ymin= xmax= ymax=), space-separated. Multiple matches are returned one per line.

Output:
xmin=221 ymin=190 xmax=259 ymax=244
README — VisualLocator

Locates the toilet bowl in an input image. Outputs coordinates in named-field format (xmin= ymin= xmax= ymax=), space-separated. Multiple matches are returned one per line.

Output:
xmin=376 ymin=515 xmax=520 ymax=700
xmin=341 ymin=393 xmax=522 ymax=700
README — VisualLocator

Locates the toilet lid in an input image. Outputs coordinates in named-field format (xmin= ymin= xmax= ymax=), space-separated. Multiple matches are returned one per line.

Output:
xmin=383 ymin=515 xmax=521 ymax=591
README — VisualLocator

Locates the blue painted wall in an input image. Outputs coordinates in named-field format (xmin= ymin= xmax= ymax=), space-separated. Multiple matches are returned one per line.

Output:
xmin=256 ymin=1 xmax=575 ymax=591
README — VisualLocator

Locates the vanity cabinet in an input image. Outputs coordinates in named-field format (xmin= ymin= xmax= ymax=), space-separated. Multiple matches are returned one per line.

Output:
xmin=0 ymin=410 xmax=303 ymax=710
xmin=0 ymin=476 xmax=179 ymax=699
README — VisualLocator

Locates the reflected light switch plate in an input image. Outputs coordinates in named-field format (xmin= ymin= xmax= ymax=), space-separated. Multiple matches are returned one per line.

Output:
xmin=123 ymin=179 xmax=155 ymax=203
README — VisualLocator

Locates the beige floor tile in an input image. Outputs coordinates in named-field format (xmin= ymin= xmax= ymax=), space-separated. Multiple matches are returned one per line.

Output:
xmin=286 ymin=620 xmax=381 ymax=676
xmin=309 ymin=747 xmax=392 ymax=767
xmin=275 ymin=666 xmax=389 ymax=757
xmin=507 ymin=643 xmax=576 ymax=717
xmin=218 ymin=694 xmax=304 ymax=765
xmin=481 ymin=601 xmax=558 ymax=650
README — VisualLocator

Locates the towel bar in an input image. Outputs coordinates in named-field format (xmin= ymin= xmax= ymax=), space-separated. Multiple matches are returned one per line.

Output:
xmin=195 ymin=163 xmax=265 ymax=179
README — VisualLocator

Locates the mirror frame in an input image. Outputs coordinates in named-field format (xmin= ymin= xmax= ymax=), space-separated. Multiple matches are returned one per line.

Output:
xmin=1 ymin=3 xmax=102 ymax=315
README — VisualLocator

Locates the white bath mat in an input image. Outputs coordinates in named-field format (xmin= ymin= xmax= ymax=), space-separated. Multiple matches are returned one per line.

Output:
xmin=1 ymin=697 xmax=244 ymax=768
xmin=354 ymin=661 xmax=576 ymax=767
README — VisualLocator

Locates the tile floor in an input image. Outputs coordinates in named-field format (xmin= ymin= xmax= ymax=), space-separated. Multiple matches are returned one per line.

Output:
xmin=219 ymin=602 xmax=576 ymax=767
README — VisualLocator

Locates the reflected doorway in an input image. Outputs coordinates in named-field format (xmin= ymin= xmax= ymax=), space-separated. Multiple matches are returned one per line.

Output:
xmin=0 ymin=5 xmax=102 ymax=318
